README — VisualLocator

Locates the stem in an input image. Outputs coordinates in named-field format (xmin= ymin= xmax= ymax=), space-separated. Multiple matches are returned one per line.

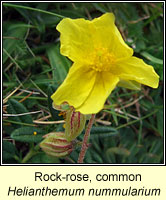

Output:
xmin=77 ymin=114 xmax=95 ymax=163
xmin=21 ymin=144 xmax=40 ymax=163
xmin=21 ymin=148 xmax=35 ymax=163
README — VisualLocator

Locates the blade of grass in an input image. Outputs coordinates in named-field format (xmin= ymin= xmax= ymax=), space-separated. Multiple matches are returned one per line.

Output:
xmin=3 ymin=3 xmax=65 ymax=19
xmin=30 ymin=79 xmax=48 ymax=97
xmin=3 ymin=119 xmax=36 ymax=127
xmin=3 ymin=48 xmax=24 ymax=72
xmin=138 ymin=121 xmax=143 ymax=144
xmin=104 ymin=110 xmax=129 ymax=120
xmin=140 ymin=51 xmax=163 ymax=65
xmin=116 ymin=109 xmax=158 ymax=130
xmin=10 ymin=96 xmax=47 ymax=101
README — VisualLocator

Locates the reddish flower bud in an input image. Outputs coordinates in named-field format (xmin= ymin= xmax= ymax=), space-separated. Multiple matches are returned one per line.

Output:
xmin=65 ymin=108 xmax=86 ymax=141
xmin=52 ymin=102 xmax=87 ymax=141
xmin=40 ymin=132 xmax=74 ymax=157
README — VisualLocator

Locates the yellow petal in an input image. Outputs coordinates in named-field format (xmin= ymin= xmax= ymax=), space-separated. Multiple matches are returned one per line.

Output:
xmin=51 ymin=63 xmax=96 ymax=108
xmin=57 ymin=13 xmax=133 ymax=62
xmin=91 ymin=13 xmax=133 ymax=59
xmin=76 ymin=72 xmax=119 ymax=114
xmin=57 ymin=17 xmax=93 ymax=62
xmin=114 ymin=56 xmax=159 ymax=88
xmin=117 ymin=80 xmax=141 ymax=90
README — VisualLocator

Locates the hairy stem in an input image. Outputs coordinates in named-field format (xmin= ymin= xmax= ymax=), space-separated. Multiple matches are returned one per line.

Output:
xmin=77 ymin=114 xmax=95 ymax=163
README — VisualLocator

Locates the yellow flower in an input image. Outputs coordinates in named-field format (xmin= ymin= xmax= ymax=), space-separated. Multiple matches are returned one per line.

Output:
xmin=51 ymin=13 xmax=159 ymax=114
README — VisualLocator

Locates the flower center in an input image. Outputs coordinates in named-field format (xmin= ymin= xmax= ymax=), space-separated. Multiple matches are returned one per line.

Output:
xmin=90 ymin=48 xmax=116 ymax=72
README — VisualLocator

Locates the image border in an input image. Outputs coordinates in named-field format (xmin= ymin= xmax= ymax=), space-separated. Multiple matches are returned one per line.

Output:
xmin=1 ymin=0 xmax=165 ymax=166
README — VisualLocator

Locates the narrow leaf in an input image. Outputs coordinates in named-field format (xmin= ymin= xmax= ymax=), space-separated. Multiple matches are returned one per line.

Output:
xmin=47 ymin=44 xmax=71 ymax=84
xmin=3 ymin=23 xmax=29 ymax=63
xmin=11 ymin=127 xmax=45 ymax=143
xmin=3 ymin=141 xmax=17 ymax=160
xmin=141 ymin=51 xmax=163 ymax=65
xmin=7 ymin=99 xmax=33 ymax=128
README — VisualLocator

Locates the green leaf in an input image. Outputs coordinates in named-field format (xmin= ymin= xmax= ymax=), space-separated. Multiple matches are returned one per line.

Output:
xmin=28 ymin=152 xmax=60 ymax=163
xmin=117 ymin=80 xmax=141 ymax=91
xmin=156 ymin=110 xmax=163 ymax=136
xmin=57 ymin=9 xmax=86 ymax=19
xmin=107 ymin=147 xmax=130 ymax=156
xmin=140 ymin=51 xmax=163 ymax=65
xmin=11 ymin=127 xmax=45 ymax=143
xmin=92 ymin=3 xmax=108 ymax=13
xmin=3 ymin=23 xmax=29 ymax=64
xmin=7 ymin=99 xmax=33 ymax=128
xmin=14 ymin=6 xmax=46 ymax=33
xmin=3 ymin=140 xmax=17 ymax=160
xmin=91 ymin=151 xmax=104 ymax=163
xmin=47 ymin=44 xmax=71 ymax=84
xmin=17 ymin=56 xmax=43 ymax=69
xmin=47 ymin=84 xmax=63 ymax=121
xmin=90 ymin=126 xmax=119 ymax=138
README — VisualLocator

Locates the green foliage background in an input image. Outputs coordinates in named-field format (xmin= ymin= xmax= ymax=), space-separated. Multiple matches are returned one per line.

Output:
xmin=2 ymin=2 xmax=164 ymax=164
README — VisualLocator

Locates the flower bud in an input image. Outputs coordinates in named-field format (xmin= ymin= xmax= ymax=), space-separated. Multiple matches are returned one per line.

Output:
xmin=40 ymin=132 xmax=73 ymax=157
xmin=53 ymin=102 xmax=87 ymax=141
xmin=65 ymin=108 xmax=86 ymax=141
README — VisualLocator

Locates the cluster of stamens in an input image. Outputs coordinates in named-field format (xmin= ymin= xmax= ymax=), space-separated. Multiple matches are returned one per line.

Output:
xmin=90 ymin=47 xmax=116 ymax=72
